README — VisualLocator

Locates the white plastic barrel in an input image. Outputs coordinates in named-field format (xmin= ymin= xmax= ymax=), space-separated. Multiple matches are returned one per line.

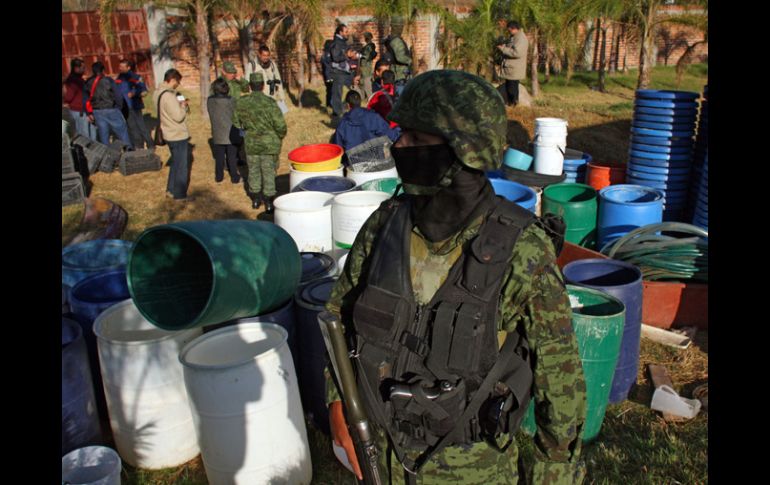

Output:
xmin=533 ymin=118 xmax=568 ymax=176
xmin=289 ymin=166 xmax=344 ymax=191
xmin=62 ymin=446 xmax=121 ymax=485
xmin=332 ymin=191 xmax=390 ymax=249
xmin=346 ymin=165 xmax=399 ymax=187
xmin=274 ymin=191 xmax=335 ymax=252
xmin=93 ymin=300 xmax=201 ymax=469
xmin=179 ymin=323 xmax=312 ymax=485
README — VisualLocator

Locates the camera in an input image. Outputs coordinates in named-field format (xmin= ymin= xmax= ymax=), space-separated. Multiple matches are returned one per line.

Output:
xmin=266 ymin=79 xmax=281 ymax=95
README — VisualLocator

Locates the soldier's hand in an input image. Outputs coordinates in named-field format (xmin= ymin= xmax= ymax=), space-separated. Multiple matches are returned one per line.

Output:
xmin=329 ymin=400 xmax=363 ymax=480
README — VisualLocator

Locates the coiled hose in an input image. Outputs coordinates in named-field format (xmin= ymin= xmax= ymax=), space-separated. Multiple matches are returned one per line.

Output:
xmin=599 ymin=222 xmax=708 ymax=283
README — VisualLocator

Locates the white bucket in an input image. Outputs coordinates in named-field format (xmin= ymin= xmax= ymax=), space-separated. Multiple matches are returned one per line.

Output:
xmin=93 ymin=300 xmax=201 ymax=469
xmin=332 ymin=191 xmax=390 ymax=249
xmin=346 ymin=165 xmax=399 ymax=187
xmin=179 ymin=323 xmax=312 ymax=485
xmin=533 ymin=141 xmax=565 ymax=176
xmin=62 ymin=446 xmax=121 ymax=485
xmin=274 ymin=191 xmax=334 ymax=252
xmin=289 ymin=166 xmax=344 ymax=191
xmin=529 ymin=186 xmax=543 ymax=216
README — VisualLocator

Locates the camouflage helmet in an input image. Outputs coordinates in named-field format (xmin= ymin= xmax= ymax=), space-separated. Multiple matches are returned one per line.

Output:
xmin=223 ymin=61 xmax=237 ymax=74
xmin=387 ymin=70 xmax=507 ymax=171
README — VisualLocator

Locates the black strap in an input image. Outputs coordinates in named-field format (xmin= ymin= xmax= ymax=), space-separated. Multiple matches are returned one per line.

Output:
xmin=402 ymin=332 xmax=524 ymax=478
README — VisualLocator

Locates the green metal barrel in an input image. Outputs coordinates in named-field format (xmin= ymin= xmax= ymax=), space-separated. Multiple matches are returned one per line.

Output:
xmin=521 ymin=284 xmax=625 ymax=442
xmin=127 ymin=220 xmax=301 ymax=331
xmin=542 ymin=183 xmax=598 ymax=249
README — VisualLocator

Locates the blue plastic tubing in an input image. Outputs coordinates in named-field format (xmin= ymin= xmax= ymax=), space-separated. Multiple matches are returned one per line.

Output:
xmin=489 ymin=178 xmax=538 ymax=213
xmin=62 ymin=240 xmax=133 ymax=288
xmin=562 ymin=259 xmax=643 ymax=403
xmin=294 ymin=277 xmax=338 ymax=435
xmin=597 ymin=185 xmax=663 ymax=248
xmin=62 ymin=317 xmax=102 ymax=455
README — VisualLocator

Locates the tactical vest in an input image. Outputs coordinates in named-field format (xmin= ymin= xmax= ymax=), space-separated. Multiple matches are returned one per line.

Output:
xmin=350 ymin=194 xmax=565 ymax=479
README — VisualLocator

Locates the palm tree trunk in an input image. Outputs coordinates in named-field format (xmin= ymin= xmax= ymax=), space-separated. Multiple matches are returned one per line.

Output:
xmin=610 ymin=24 xmax=619 ymax=73
xmin=637 ymin=6 xmax=657 ymax=90
xmin=308 ymin=40 xmax=318 ymax=84
xmin=530 ymin=28 xmax=540 ymax=97
xmin=544 ymin=43 xmax=551 ymax=84
xmin=598 ymin=27 xmax=607 ymax=92
xmin=297 ymin=29 xmax=305 ymax=108
xmin=592 ymin=18 xmax=601 ymax=70
xmin=208 ymin=13 xmax=220 ymax=79
xmin=621 ymin=24 xmax=628 ymax=73
xmin=238 ymin=23 xmax=253 ymax=74
xmin=196 ymin=0 xmax=211 ymax=116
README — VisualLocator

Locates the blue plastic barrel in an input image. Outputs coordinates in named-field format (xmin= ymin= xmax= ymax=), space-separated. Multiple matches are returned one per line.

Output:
xmin=294 ymin=176 xmax=356 ymax=194
xmin=62 ymin=240 xmax=133 ymax=288
xmin=489 ymin=178 xmax=538 ymax=213
xmin=69 ymin=270 xmax=130 ymax=325
xmin=598 ymin=185 xmax=663 ymax=249
xmin=300 ymin=252 xmax=337 ymax=285
xmin=62 ymin=317 xmax=102 ymax=455
xmin=295 ymin=276 xmax=338 ymax=434
xmin=562 ymin=259 xmax=643 ymax=403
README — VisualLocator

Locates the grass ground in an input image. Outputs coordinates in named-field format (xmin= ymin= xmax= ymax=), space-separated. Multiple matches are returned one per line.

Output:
xmin=63 ymin=64 xmax=708 ymax=484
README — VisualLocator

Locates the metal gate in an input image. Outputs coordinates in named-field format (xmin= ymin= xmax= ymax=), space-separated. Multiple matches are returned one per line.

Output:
xmin=62 ymin=9 xmax=154 ymax=86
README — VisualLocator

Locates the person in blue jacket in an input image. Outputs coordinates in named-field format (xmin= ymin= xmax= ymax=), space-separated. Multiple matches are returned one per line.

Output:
xmin=115 ymin=59 xmax=154 ymax=149
xmin=333 ymin=90 xmax=400 ymax=155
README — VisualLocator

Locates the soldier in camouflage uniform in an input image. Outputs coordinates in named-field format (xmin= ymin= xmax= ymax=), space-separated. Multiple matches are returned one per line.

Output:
xmin=325 ymin=70 xmax=587 ymax=484
xmin=220 ymin=61 xmax=248 ymax=98
xmin=231 ymin=72 xmax=287 ymax=213
xmin=384 ymin=19 xmax=413 ymax=95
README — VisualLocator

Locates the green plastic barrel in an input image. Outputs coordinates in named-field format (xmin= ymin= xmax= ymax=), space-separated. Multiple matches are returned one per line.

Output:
xmin=542 ymin=183 xmax=598 ymax=249
xmin=521 ymin=284 xmax=625 ymax=442
xmin=127 ymin=220 xmax=301 ymax=331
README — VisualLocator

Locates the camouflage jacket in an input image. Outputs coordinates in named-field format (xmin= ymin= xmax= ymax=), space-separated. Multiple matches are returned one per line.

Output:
xmin=387 ymin=36 xmax=412 ymax=81
xmin=325 ymin=200 xmax=587 ymax=485
xmin=225 ymin=77 xmax=249 ymax=97
xmin=232 ymin=90 xmax=287 ymax=155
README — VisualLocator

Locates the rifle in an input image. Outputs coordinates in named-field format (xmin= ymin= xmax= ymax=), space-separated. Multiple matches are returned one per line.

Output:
xmin=318 ymin=311 xmax=383 ymax=485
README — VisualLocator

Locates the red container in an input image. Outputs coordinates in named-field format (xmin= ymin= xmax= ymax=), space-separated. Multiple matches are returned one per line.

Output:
xmin=587 ymin=161 xmax=626 ymax=191
xmin=288 ymin=144 xmax=343 ymax=164
xmin=556 ymin=242 xmax=708 ymax=331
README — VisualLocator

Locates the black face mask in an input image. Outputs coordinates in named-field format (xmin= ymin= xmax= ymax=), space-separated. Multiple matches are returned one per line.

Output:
xmin=391 ymin=143 xmax=456 ymax=188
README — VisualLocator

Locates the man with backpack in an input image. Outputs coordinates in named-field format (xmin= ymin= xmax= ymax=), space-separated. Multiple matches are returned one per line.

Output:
xmin=328 ymin=24 xmax=360 ymax=120
xmin=383 ymin=20 xmax=412 ymax=95
xmin=83 ymin=61 xmax=133 ymax=148
xmin=115 ymin=59 xmax=153 ymax=149
xmin=325 ymin=70 xmax=587 ymax=485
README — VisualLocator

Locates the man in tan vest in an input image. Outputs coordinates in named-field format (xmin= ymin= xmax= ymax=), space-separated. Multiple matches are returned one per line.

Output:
xmin=248 ymin=45 xmax=287 ymax=114
xmin=497 ymin=21 xmax=528 ymax=107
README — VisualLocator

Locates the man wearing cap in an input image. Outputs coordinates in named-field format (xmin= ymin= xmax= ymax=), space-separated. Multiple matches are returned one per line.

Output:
xmin=324 ymin=70 xmax=587 ymax=484
xmin=221 ymin=61 xmax=248 ymax=98
xmin=232 ymin=72 xmax=287 ymax=213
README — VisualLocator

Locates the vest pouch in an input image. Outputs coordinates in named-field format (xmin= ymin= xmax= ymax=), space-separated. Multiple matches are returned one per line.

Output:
xmin=354 ymin=284 xmax=412 ymax=346
xmin=446 ymin=302 xmax=484 ymax=374
xmin=390 ymin=379 xmax=468 ymax=448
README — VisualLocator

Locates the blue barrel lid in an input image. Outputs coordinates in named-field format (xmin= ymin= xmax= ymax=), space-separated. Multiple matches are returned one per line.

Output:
xmin=300 ymin=252 xmax=336 ymax=285
xmin=298 ymin=276 xmax=338 ymax=310
xmin=295 ymin=176 xmax=356 ymax=194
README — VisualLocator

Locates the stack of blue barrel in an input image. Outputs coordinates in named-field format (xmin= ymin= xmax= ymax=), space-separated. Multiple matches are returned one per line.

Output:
xmin=692 ymin=149 xmax=708 ymax=230
xmin=626 ymin=89 xmax=699 ymax=221
xmin=563 ymin=149 xmax=591 ymax=184
xmin=687 ymin=85 xmax=708 ymax=221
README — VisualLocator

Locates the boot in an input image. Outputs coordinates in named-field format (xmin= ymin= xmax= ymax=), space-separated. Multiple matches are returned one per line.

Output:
xmin=250 ymin=192 xmax=262 ymax=209
xmin=264 ymin=195 xmax=275 ymax=214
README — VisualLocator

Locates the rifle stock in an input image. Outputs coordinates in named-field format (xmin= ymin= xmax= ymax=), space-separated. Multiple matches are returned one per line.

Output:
xmin=318 ymin=311 xmax=383 ymax=485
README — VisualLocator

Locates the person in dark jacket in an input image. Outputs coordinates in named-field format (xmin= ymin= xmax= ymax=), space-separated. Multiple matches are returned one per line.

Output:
xmin=63 ymin=58 xmax=98 ymax=139
xmin=329 ymin=24 xmax=361 ymax=119
xmin=207 ymin=78 xmax=241 ymax=184
xmin=333 ymin=90 xmax=400 ymax=153
xmin=321 ymin=38 xmax=334 ymax=108
xmin=83 ymin=61 xmax=133 ymax=148
xmin=115 ymin=59 xmax=154 ymax=149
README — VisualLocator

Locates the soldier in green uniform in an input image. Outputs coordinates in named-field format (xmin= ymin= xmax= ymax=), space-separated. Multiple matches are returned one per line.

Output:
xmin=384 ymin=19 xmax=413 ymax=95
xmin=325 ymin=70 xmax=587 ymax=484
xmin=359 ymin=32 xmax=377 ymax=99
xmin=220 ymin=61 xmax=248 ymax=98
xmin=231 ymin=72 xmax=287 ymax=213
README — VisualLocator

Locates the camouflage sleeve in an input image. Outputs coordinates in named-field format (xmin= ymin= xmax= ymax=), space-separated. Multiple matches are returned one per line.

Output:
xmin=324 ymin=205 xmax=391 ymax=406
xmin=500 ymin=225 xmax=587 ymax=485
xmin=391 ymin=38 xmax=412 ymax=64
